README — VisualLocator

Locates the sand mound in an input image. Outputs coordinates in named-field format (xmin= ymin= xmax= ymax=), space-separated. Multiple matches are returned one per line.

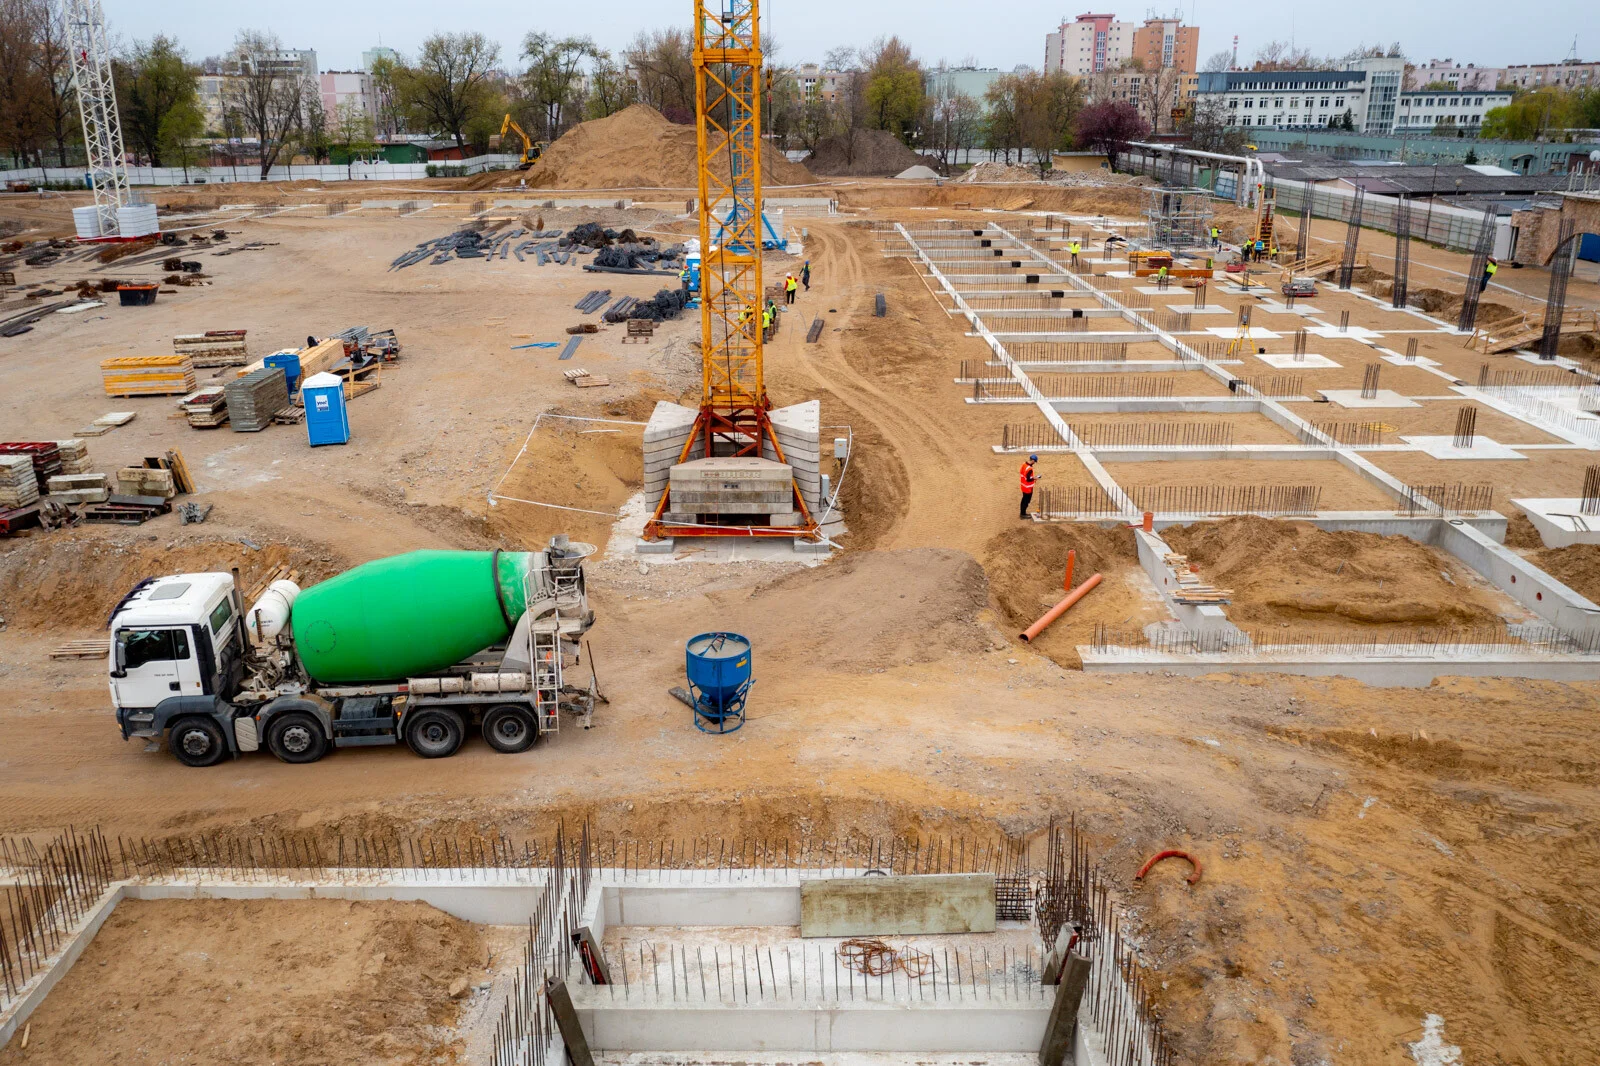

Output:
xmin=805 ymin=129 xmax=926 ymax=177
xmin=733 ymin=549 xmax=990 ymax=671
xmin=0 ymin=530 xmax=342 ymax=630
xmin=1163 ymin=516 xmax=1510 ymax=628
xmin=524 ymin=103 xmax=816 ymax=189
xmin=895 ymin=165 xmax=941 ymax=180
xmin=1527 ymin=543 xmax=1600 ymax=604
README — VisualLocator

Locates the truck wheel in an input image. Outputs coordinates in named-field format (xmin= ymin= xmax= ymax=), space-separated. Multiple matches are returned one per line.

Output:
xmin=406 ymin=710 xmax=463 ymax=758
xmin=170 ymin=717 xmax=227 ymax=767
xmin=266 ymin=712 xmax=328 ymax=764
xmin=482 ymin=705 xmax=537 ymax=754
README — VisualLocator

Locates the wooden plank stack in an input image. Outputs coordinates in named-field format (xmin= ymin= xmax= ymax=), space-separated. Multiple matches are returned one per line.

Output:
xmin=54 ymin=439 xmax=92 ymax=474
xmin=224 ymin=367 xmax=288 ymax=431
xmin=237 ymin=336 xmax=344 ymax=380
xmin=173 ymin=330 xmax=249 ymax=368
xmin=181 ymin=387 xmax=230 ymax=427
xmin=0 ymin=455 xmax=40 ymax=507
xmin=101 ymin=355 xmax=197 ymax=397
xmin=1164 ymin=552 xmax=1233 ymax=605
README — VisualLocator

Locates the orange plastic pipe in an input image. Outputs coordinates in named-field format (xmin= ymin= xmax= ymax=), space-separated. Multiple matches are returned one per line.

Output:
xmin=1020 ymin=572 xmax=1102 ymax=642
xmin=1063 ymin=549 xmax=1076 ymax=592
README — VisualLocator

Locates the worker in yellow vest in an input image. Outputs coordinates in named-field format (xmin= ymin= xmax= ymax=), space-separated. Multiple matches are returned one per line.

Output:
xmin=761 ymin=303 xmax=774 ymax=342
xmin=1210 ymin=225 xmax=1221 ymax=249
xmin=738 ymin=306 xmax=754 ymax=338
xmin=1481 ymin=257 xmax=1498 ymax=293
xmin=1069 ymin=239 xmax=1081 ymax=268
xmin=784 ymin=273 xmax=798 ymax=304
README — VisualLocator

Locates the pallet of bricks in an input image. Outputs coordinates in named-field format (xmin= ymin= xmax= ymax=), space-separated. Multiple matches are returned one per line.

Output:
xmin=172 ymin=329 xmax=249 ymax=368
xmin=100 ymin=355 xmax=196 ymax=397
xmin=224 ymin=367 xmax=289 ymax=431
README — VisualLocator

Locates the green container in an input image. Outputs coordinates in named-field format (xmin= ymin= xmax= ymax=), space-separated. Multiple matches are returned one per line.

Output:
xmin=291 ymin=550 xmax=532 ymax=684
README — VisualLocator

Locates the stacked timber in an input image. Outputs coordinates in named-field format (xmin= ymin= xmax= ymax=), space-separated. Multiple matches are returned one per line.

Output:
xmin=236 ymin=336 xmax=344 ymax=380
xmin=1163 ymin=552 xmax=1232 ymax=605
xmin=0 ymin=455 xmax=40 ymax=507
xmin=46 ymin=473 xmax=109 ymax=504
xmin=116 ymin=466 xmax=176 ymax=499
xmin=54 ymin=439 xmax=92 ymax=474
xmin=224 ymin=367 xmax=288 ymax=432
xmin=173 ymin=330 xmax=249 ymax=367
xmin=101 ymin=355 xmax=196 ymax=397
xmin=180 ymin=387 xmax=230 ymax=428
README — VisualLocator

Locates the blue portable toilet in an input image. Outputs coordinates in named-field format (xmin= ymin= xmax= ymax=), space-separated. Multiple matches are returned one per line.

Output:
xmin=301 ymin=371 xmax=350 ymax=446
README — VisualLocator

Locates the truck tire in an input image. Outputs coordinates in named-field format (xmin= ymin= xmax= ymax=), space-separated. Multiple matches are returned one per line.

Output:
xmin=482 ymin=705 xmax=537 ymax=754
xmin=406 ymin=710 xmax=463 ymax=759
xmin=170 ymin=716 xmax=227 ymax=767
xmin=266 ymin=711 xmax=329 ymax=764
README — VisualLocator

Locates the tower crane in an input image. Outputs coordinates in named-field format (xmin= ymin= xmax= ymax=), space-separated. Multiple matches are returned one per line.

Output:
xmin=643 ymin=0 xmax=819 ymax=542
xmin=63 ymin=0 xmax=130 ymax=238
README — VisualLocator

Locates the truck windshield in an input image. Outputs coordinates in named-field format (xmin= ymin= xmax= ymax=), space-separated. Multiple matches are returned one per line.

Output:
xmin=119 ymin=628 xmax=192 ymax=669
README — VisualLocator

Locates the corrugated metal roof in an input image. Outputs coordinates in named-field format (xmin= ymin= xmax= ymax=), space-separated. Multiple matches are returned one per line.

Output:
xmin=1263 ymin=161 xmax=1573 ymax=194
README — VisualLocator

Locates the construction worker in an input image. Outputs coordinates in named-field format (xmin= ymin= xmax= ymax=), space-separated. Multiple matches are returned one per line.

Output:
xmin=1019 ymin=454 xmax=1039 ymax=520
xmin=1069 ymin=239 xmax=1081 ymax=268
xmin=678 ymin=265 xmax=690 ymax=292
xmin=1210 ymin=225 xmax=1221 ymax=249
xmin=1253 ymin=238 xmax=1265 ymax=261
xmin=761 ymin=302 xmax=773 ymax=342
xmin=738 ymin=305 xmax=755 ymax=338
xmin=785 ymin=273 xmax=798 ymax=305
xmin=1269 ymin=244 xmax=1278 ymax=261
xmin=801 ymin=259 xmax=811 ymax=290
xmin=1481 ymin=257 xmax=1498 ymax=293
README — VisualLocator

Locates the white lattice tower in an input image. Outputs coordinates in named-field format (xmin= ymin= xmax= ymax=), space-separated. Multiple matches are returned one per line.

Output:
xmin=64 ymin=0 xmax=129 ymax=236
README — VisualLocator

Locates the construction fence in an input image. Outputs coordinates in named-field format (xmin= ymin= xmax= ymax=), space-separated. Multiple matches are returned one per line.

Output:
xmin=0 ymin=155 xmax=521 ymax=187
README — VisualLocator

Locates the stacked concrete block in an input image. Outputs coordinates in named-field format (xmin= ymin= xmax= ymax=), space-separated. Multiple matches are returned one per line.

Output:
xmin=46 ymin=473 xmax=109 ymax=504
xmin=54 ymin=439 xmax=93 ymax=474
xmin=0 ymin=455 xmax=39 ymax=507
xmin=668 ymin=457 xmax=795 ymax=522
xmin=643 ymin=401 xmax=698 ymax=514
xmin=117 ymin=466 xmax=176 ymax=500
xmin=763 ymin=400 xmax=823 ymax=515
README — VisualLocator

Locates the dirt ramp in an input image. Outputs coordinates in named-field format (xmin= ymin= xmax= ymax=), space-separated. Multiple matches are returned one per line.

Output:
xmin=1162 ymin=516 xmax=1511 ymax=628
xmin=732 ymin=548 xmax=990 ymax=671
xmin=525 ymin=103 xmax=816 ymax=189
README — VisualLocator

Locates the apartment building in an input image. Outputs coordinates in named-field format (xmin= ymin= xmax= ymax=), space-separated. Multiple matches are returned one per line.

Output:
xmin=1406 ymin=60 xmax=1506 ymax=91
xmin=1194 ymin=56 xmax=1407 ymax=133
xmin=794 ymin=63 xmax=851 ymax=103
xmin=1131 ymin=17 xmax=1198 ymax=74
xmin=1044 ymin=14 xmax=1134 ymax=76
xmin=1394 ymin=89 xmax=1513 ymax=132
xmin=320 ymin=71 xmax=379 ymax=126
xmin=1500 ymin=60 xmax=1600 ymax=90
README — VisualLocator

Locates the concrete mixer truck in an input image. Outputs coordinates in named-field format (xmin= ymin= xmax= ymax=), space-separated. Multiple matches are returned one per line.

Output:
xmin=108 ymin=538 xmax=603 ymax=767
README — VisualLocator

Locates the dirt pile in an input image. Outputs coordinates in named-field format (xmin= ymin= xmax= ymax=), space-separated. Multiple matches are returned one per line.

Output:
xmin=0 ymin=531 xmax=342 ymax=630
xmin=982 ymin=522 xmax=1158 ymax=666
xmin=524 ymin=103 xmax=816 ymax=189
xmin=732 ymin=548 xmax=991 ymax=671
xmin=0 ymin=898 xmax=484 ymax=1066
xmin=959 ymin=161 xmax=1042 ymax=183
xmin=805 ymin=129 xmax=928 ymax=176
xmin=1163 ymin=516 xmax=1512 ymax=628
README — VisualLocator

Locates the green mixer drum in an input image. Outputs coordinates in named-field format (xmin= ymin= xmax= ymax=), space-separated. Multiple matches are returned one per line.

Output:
xmin=290 ymin=550 xmax=531 ymax=684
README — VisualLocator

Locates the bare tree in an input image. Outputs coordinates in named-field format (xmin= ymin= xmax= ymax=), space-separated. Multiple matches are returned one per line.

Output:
xmin=1137 ymin=66 xmax=1182 ymax=134
xmin=1252 ymin=40 xmax=1322 ymax=71
xmin=626 ymin=28 xmax=693 ymax=123
xmin=396 ymin=32 xmax=500 ymax=149
xmin=584 ymin=51 xmax=636 ymax=119
xmin=1201 ymin=49 xmax=1234 ymax=73
xmin=30 ymin=0 xmax=75 ymax=166
xmin=222 ymin=30 xmax=307 ymax=179
xmin=522 ymin=33 xmax=597 ymax=141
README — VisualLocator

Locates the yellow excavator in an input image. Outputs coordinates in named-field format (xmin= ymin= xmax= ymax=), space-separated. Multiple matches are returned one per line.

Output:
xmin=498 ymin=114 xmax=548 ymax=169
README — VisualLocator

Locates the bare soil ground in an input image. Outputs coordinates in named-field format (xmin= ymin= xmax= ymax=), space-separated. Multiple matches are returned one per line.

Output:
xmin=0 ymin=898 xmax=485 ymax=1066
xmin=2 ymin=188 xmax=1599 ymax=1066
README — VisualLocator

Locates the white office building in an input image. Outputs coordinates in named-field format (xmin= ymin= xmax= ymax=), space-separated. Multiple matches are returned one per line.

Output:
xmin=1194 ymin=56 xmax=1408 ymax=134
xmin=1394 ymin=89 xmax=1513 ymax=132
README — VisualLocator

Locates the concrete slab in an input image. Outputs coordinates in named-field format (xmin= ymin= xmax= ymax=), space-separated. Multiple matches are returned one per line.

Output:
xmin=1305 ymin=323 xmax=1385 ymax=342
xmin=1512 ymin=498 xmax=1600 ymax=546
xmin=799 ymin=875 xmax=996 ymax=937
xmin=1254 ymin=352 xmax=1340 ymax=369
xmin=1380 ymin=353 xmax=1442 ymax=368
xmin=1318 ymin=389 xmax=1420 ymax=409
xmin=1165 ymin=303 xmax=1233 ymax=314
xmin=1253 ymin=299 xmax=1326 ymax=315
xmin=1399 ymin=435 xmax=1525 ymax=460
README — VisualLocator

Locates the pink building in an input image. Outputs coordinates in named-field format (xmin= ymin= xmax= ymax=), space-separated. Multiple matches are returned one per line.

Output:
xmin=319 ymin=71 xmax=377 ymax=124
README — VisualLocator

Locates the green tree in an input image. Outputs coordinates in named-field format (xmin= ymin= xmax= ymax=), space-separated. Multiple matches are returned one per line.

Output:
xmin=332 ymin=101 xmax=377 ymax=171
xmin=299 ymin=90 xmax=331 ymax=163
xmin=119 ymin=35 xmax=200 ymax=166
xmin=1463 ymin=147 xmax=1478 ymax=164
xmin=368 ymin=54 xmax=405 ymax=139
xmin=861 ymin=36 xmax=923 ymax=145
xmin=157 ymin=95 xmax=205 ymax=181
xmin=584 ymin=52 xmax=637 ymax=120
xmin=222 ymin=30 xmax=308 ymax=179
xmin=395 ymin=32 xmax=501 ymax=149
xmin=521 ymin=33 xmax=597 ymax=141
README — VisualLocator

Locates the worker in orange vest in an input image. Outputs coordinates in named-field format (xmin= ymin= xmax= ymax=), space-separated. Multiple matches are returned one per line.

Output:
xmin=1019 ymin=454 xmax=1038 ymax=520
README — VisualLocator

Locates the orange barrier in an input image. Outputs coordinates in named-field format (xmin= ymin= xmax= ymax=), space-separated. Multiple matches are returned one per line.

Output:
xmin=1020 ymin=572 xmax=1102 ymax=642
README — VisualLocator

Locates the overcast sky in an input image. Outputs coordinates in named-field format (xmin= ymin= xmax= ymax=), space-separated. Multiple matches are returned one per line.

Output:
xmin=102 ymin=0 xmax=1585 ymax=74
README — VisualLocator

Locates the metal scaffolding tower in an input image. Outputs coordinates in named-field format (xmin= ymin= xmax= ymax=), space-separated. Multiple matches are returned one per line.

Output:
xmin=64 ymin=0 xmax=129 ymax=237
xmin=644 ymin=0 xmax=818 ymax=541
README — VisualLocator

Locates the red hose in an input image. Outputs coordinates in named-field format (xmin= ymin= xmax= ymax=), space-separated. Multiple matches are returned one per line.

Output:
xmin=1135 ymin=849 xmax=1201 ymax=885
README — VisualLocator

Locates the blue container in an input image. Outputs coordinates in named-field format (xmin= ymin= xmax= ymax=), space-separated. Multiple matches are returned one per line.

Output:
xmin=301 ymin=371 xmax=351 ymax=446
xmin=264 ymin=351 xmax=303 ymax=392
xmin=685 ymin=631 xmax=752 ymax=734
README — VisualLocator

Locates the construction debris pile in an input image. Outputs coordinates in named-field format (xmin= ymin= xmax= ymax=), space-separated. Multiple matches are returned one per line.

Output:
xmin=389 ymin=226 xmax=570 ymax=269
xmin=602 ymin=288 xmax=690 ymax=323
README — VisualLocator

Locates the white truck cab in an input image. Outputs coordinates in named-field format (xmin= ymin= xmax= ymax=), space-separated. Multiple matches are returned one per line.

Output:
xmin=110 ymin=573 xmax=239 ymax=717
